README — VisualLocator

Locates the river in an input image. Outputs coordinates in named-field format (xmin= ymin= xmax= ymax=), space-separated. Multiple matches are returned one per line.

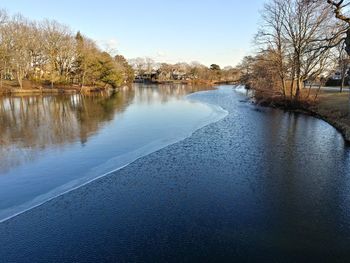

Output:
xmin=0 ymin=84 xmax=226 ymax=222
xmin=0 ymin=84 xmax=350 ymax=262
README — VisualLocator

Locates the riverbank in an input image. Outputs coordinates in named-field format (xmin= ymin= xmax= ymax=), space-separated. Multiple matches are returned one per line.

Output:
xmin=0 ymin=86 xmax=116 ymax=95
xmin=0 ymin=80 xmax=123 ymax=95
xmin=0 ymin=86 xmax=349 ymax=262
xmin=252 ymin=88 xmax=350 ymax=143
xmin=134 ymin=79 xmax=237 ymax=86
xmin=309 ymin=92 xmax=350 ymax=143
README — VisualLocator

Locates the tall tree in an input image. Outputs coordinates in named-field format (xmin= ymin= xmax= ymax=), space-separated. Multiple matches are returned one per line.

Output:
xmin=0 ymin=9 xmax=9 ymax=89
xmin=327 ymin=1 xmax=350 ymax=68
xmin=8 ymin=15 xmax=34 ymax=89
xmin=251 ymin=0 xmax=342 ymax=100
xmin=256 ymin=0 xmax=288 ymax=97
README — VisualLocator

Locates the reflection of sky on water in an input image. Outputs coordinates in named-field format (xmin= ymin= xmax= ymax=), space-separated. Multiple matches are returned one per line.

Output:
xmin=0 ymin=86 xmax=350 ymax=261
xmin=0 ymin=84 xmax=223 ymax=221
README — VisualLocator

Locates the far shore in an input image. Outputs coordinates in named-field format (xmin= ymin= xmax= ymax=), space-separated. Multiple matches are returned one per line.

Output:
xmin=0 ymin=79 xmax=238 ymax=96
xmin=0 ymin=84 xmax=123 ymax=96
xmin=133 ymin=79 xmax=238 ymax=86
xmin=0 ymin=87 xmax=79 ymax=95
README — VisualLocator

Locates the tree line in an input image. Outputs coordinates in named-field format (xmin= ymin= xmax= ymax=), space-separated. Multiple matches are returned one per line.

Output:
xmin=237 ymin=0 xmax=349 ymax=102
xmin=128 ymin=57 xmax=240 ymax=83
xmin=0 ymin=10 xmax=134 ymax=90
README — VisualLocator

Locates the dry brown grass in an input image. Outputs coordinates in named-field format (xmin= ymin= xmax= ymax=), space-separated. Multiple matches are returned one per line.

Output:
xmin=314 ymin=92 xmax=350 ymax=126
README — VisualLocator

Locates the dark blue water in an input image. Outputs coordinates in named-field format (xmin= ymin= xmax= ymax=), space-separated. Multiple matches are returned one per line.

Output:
xmin=0 ymin=86 xmax=349 ymax=262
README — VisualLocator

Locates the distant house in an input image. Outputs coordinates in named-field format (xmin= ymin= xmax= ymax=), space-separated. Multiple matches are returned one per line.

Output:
xmin=303 ymin=78 xmax=325 ymax=88
xmin=134 ymin=71 xmax=158 ymax=83
xmin=171 ymin=71 xmax=187 ymax=80
xmin=330 ymin=71 xmax=342 ymax=80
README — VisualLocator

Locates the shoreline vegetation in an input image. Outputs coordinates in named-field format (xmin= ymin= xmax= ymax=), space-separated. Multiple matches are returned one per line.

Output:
xmin=235 ymin=0 xmax=350 ymax=143
xmin=0 ymin=79 xmax=238 ymax=95
xmin=0 ymin=10 xmax=239 ymax=96
xmin=0 ymin=9 xmax=135 ymax=94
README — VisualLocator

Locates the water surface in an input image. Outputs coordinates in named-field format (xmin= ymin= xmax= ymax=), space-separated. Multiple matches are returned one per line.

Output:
xmin=0 ymin=84 xmax=226 ymax=221
xmin=0 ymin=86 xmax=350 ymax=262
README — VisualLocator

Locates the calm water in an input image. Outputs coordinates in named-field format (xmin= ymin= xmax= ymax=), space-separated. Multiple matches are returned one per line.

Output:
xmin=0 ymin=84 xmax=226 ymax=221
xmin=1 ymin=86 xmax=350 ymax=261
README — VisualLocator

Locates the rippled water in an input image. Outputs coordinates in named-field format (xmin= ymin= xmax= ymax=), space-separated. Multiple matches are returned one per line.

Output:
xmin=0 ymin=84 xmax=227 ymax=221
xmin=0 ymin=86 xmax=350 ymax=261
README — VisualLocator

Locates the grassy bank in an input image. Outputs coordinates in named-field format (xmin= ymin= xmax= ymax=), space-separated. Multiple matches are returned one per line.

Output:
xmin=308 ymin=92 xmax=350 ymax=143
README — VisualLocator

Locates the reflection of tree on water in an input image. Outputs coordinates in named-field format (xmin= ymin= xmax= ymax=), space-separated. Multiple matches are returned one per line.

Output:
xmin=71 ymin=89 xmax=136 ymax=144
xmin=133 ymin=83 xmax=213 ymax=104
xmin=0 ymin=87 xmax=135 ymax=173
xmin=0 ymin=84 xmax=212 ymax=173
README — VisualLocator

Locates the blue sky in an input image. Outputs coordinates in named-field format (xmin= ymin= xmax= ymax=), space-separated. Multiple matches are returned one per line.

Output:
xmin=2 ymin=0 xmax=264 ymax=67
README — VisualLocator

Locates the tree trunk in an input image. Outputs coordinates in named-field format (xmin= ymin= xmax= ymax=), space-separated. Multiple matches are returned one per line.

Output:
xmin=280 ymin=76 xmax=286 ymax=98
xmin=295 ymin=69 xmax=302 ymax=100
xmin=82 ymin=71 xmax=86 ymax=87
xmin=18 ymin=78 xmax=23 ymax=89
xmin=295 ymin=86 xmax=300 ymax=99
xmin=307 ymin=83 xmax=312 ymax=99
xmin=290 ymin=62 xmax=296 ymax=99
xmin=17 ymin=70 xmax=23 ymax=89
xmin=290 ymin=78 xmax=295 ymax=99
xmin=314 ymin=85 xmax=322 ymax=101
xmin=341 ymin=72 xmax=345 ymax=93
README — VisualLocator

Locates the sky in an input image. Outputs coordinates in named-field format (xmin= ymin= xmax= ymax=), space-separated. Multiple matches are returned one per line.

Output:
xmin=2 ymin=0 xmax=265 ymax=67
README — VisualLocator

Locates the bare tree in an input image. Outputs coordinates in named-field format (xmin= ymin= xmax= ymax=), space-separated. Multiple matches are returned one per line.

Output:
xmin=145 ymin=57 xmax=155 ymax=73
xmin=327 ymin=1 xmax=350 ymax=53
xmin=256 ymin=0 xmax=288 ymax=97
xmin=283 ymin=0 xmax=338 ymax=98
xmin=7 ymin=15 xmax=34 ymax=89
xmin=0 ymin=9 xmax=9 ymax=89
xmin=327 ymin=1 xmax=350 ymax=23
xmin=241 ymin=0 xmax=346 ymax=103
xmin=41 ymin=20 xmax=76 ymax=87
xmin=340 ymin=44 xmax=349 ymax=91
